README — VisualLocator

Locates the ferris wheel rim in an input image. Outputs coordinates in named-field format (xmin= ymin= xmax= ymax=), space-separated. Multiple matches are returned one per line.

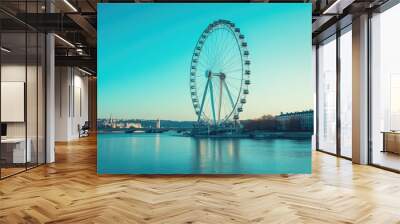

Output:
xmin=190 ymin=19 xmax=250 ymax=126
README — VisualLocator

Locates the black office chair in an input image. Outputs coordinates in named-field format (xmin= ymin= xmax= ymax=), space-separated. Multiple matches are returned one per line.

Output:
xmin=79 ymin=121 xmax=90 ymax=138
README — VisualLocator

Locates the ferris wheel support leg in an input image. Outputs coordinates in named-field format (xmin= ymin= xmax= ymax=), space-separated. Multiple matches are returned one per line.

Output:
xmin=223 ymin=80 xmax=235 ymax=109
xmin=198 ymin=79 xmax=210 ymax=123
xmin=218 ymin=78 xmax=223 ymax=124
xmin=209 ymin=80 xmax=217 ymax=126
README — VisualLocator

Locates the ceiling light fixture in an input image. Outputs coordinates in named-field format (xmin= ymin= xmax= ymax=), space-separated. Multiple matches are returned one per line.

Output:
xmin=322 ymin=0 xmax=354 ymax=15
xmin=1 ymin=47 xmax=11 ymax=53
xmin=63 ymin=0 xmax=78 ymax=12
xmin=54 ymin=34 xmax=75 ymax=48
xmin=78 ymin=67 xmax=93 ymax=76
xmin=76 ymin=48 xmax=85 ymax=55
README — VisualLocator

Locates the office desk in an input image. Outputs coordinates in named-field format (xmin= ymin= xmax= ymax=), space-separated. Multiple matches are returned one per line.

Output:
xmin=1 ymin=138 xmax=31 ymax=163
xmin=382 ymin=131 xmax=400 ymax=154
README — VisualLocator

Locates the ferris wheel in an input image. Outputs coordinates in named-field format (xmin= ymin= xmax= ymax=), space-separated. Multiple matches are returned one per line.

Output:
xmin=190 ymin=19 xmax=250 ymax=127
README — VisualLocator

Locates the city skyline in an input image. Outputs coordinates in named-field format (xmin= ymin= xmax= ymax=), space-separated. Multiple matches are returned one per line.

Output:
xmin=98 ymin=109 xmax=314 ymax=121
xmin=98 ymin=3 xmax=312 ymax=121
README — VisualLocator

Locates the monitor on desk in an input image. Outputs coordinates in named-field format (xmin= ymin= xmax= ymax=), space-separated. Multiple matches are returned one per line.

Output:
xmin=1 ymin=123 xmax=7 ymax=138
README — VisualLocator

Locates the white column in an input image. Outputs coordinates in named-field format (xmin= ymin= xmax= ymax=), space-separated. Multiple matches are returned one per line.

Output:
xmin=352 ymin=14 xmax=369 ymax=164
xmin=45 ymin=0 xmax=55 ymax=163
xmin=46 ymin=32 xmax=55 ymax=163
xmin=55 ymin=67 xmax=73 ymax=141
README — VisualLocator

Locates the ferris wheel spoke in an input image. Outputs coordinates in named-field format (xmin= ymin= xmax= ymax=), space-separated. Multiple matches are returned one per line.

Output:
xmin=200 ymin=48 xmax=213 ymax=69
xmin=200 ymin=42 xmax=211 ymax=69
xmin=225 ymin=78 xmax=241 ymax=88
xmin=225 ymin=76 xmax=242 ymax=81
xmin=224 ymin=71 xmax=242 ymax=82
xmin=225 ymin=71 xmax=243 ymax=78
xmin=220 ymin=32 xmax=235 ymax=69
xmin=219 ymin=36 xmax=237 ymax=66
xmin=196 ymin=60 xmax=207 ymax=68
xmin=208 ymin=37 xmax=219 ymax=70
xmin=203 ymin=42 xmax=214 ymax=67
xmin=208 ymin=31 xmax=219 ymax=68
xmin=212 ymin=38 xmax=223 ymax=69
xmin=225 ymin=79 xmax=241 ymax=95
xmin=203 ymin=37 xmax=212 ymax=59
xmin=220 ymin=52 xmax=241 ymax=69
xmin=219 ymin=37 xmax=237 ymax=68
xmin=197 ymin=61 xmax=211 ymax=71
xmin=214 ymin=29 xmax=228 ymax=70
xmin=220 ymin=53 xmax=240 ymax=71
xmin=215 ymin=30 xmax=228 ymax=69
xmin=223 ymin=68 xmax=242 ymax=74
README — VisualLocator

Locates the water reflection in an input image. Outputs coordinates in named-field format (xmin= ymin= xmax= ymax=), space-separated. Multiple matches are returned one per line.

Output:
xmin=154 ymin=134 xmax=160 ymax=161
xmin=191 ymin=138 xmax=241 ymax=173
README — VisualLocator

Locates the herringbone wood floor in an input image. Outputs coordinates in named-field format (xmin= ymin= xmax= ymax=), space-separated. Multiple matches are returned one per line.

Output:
xmin=1 ymin=135 xmax=400 ymax=224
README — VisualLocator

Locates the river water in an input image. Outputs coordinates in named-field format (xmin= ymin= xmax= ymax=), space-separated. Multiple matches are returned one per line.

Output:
xmin=97 ymin=132 xmax=311 ymax=174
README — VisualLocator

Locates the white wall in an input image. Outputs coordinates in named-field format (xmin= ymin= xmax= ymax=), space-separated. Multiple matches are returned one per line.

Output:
xmin=1 ymin=65 xmax=39 ymax=138
xmin=55 ymin=67 xmax=89 ymax=141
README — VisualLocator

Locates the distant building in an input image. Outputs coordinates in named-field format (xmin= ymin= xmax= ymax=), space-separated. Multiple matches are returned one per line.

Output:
xmin=126 ymin=122 xmax=142 ymax=129
xmin=116 ymin=123 xmax=125 ymax=128
xmin=276 ymin=110 xmax=313 ymax=131
xmin=156 ymin=119 xmax=161 ymax=129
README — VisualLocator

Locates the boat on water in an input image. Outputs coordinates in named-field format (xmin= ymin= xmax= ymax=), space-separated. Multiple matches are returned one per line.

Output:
xmin=125 ymin=130 xmax=145 ymax=133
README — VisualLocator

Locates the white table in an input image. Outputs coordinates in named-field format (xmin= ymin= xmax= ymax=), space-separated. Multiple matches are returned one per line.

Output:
xmin=1 ymin=138 xmax=31 ymax=163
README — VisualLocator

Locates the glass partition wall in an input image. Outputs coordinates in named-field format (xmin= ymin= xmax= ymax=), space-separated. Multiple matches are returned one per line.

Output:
xmin=370 ymin=3 xmax=400 ymax=171
xmin=316 ymin=0 xmax=400 ymax=171
xmin=317 ymin=35 xmax=337 ymax=154
xmin=339 ymin=27 xmax=352 ymax=158
xmin=0 ymin=3 xmax=46 ymax=179
xmin=316 ymin=26 xmax=352 ymax=159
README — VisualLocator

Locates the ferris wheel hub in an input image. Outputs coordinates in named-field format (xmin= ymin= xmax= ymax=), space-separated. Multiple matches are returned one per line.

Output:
xmin=205 ymin=70 xmax=212 ymax=78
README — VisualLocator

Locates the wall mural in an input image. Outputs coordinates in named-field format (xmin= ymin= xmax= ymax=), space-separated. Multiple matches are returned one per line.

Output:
xmin=97 ymin=3 xmax=313 ymax=174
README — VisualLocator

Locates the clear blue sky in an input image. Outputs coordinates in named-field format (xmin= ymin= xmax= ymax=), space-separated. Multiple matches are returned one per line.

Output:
xmin=98 ymin=3 xmax=312 ymax=121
